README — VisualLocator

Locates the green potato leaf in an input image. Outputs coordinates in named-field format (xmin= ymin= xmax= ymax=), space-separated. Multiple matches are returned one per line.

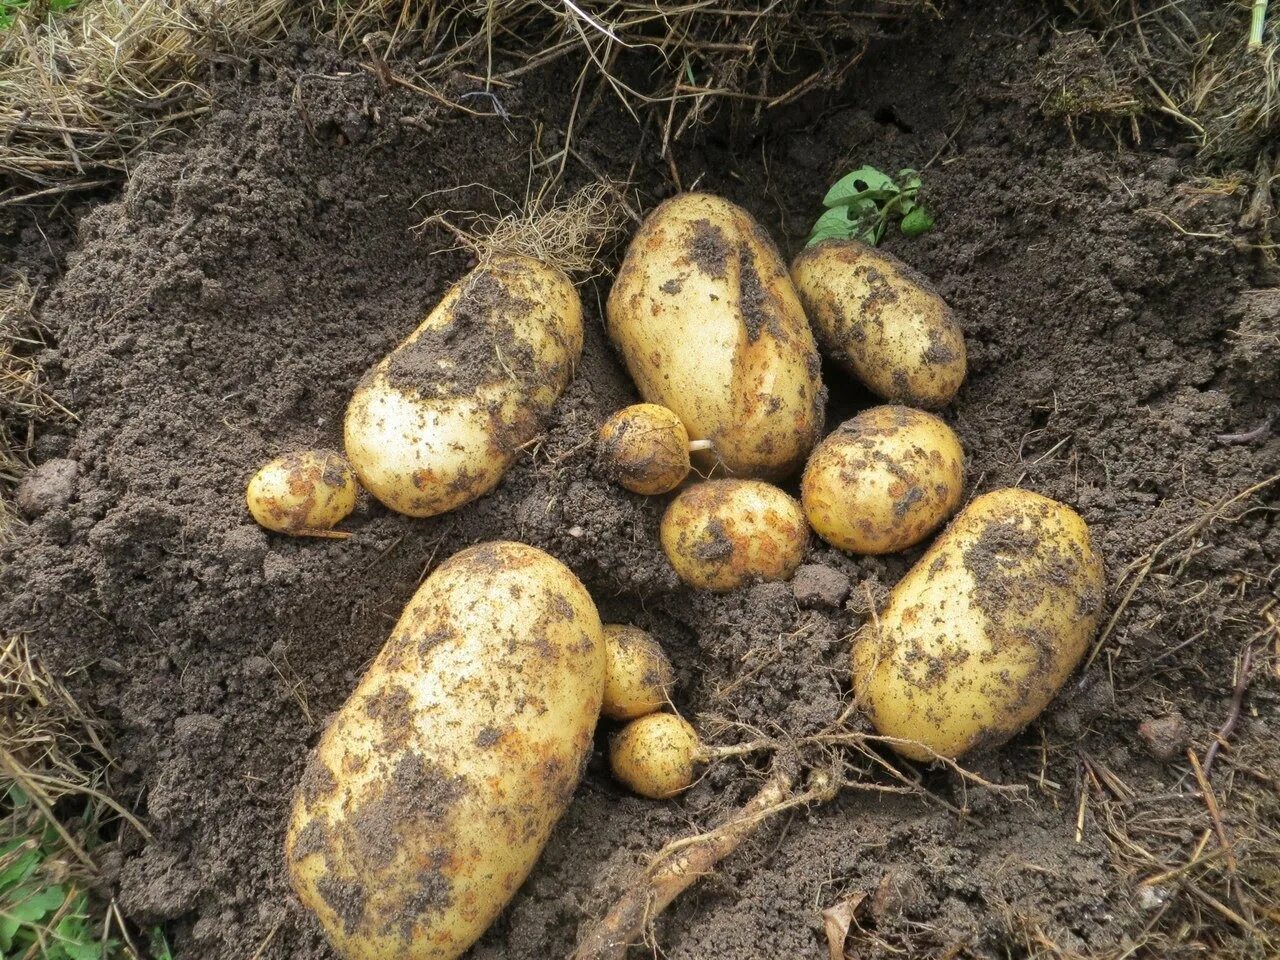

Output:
xmin=822 ymin=166 xmax=897 ymax=207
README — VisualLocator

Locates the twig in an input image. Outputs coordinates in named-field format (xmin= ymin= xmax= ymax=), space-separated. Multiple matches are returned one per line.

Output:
xmin=1203 ymin=644 xmax=1255 ymax=778
xmin=1215 ymin=417 xmax=1272 ymax=445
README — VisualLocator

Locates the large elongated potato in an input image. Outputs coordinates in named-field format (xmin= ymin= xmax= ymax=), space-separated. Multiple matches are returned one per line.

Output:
xmin=607 ymin=193 xmax=824 ymax=479
xmin=791 ymin=239 xmax=965 ymax=409
xmin=345 ymin=255 xmax=583 ymax=517
xmin=802 ymin=405 xmax=964 ymax=555
xmin=285 ymin=542 xmax=605 ymax=960
xmin=851 ymin=489 xmax=1104 ymax=760
xmin=660 ymin=479 xmax=809 ymax=592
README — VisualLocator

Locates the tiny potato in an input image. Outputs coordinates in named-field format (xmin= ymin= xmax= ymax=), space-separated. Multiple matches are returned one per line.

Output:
xmin=802 ymin=405 xmax=964 ymax=555
xmin=345 ymin=254 xmax=583 ymax=518
xmin=607 ymin=193 xmax=825 ymax=479
xmin=598 ymin=404 xmax=693 ymax=495
xmin=852 ymin=489 xmax=1105 ymax=760
xmin=603 ymin=624 xmax=675 ymax=720
xmin=660 ymin=479 xmax=809 ymax=592
xmin=245 ymin=449 xmax=357 ymax=538
xmin=609 ymin=712 xmax=700 ymax=799
xmin=791 ymin=239 xmax=966 ymax=409
xmin=286 ymin=541 xmax=605 ymax=960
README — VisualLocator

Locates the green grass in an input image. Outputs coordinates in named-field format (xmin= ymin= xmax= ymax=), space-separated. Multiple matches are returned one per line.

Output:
xmin=0 ymin=0 xmax=81 ymax=31
xmin=1 ymin=786 xmax=172 ymax=960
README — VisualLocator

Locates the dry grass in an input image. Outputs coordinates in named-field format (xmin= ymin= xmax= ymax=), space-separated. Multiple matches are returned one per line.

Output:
xmin=1 ymin=0 xmax=926 ymax=200
xmin=0 ymin=270 xmax=71 ymax=543
xmin=416 ymin=180 xmax=630 ymax=278
xmin=1054 ymin=1 xmax=1278 ymax=231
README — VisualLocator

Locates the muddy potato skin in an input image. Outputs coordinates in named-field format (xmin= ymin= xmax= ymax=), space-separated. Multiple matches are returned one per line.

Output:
xmin=851 ymin=489 xmax=1104 ymax=760
xmin=660 ymin=479 xmax=809 ymax=592
xmin=602 ymin=624 xmax=675 ymax=720
xmin=345 ymin=254 xmax=583 ymax=517
xmin=791 ymin=239 xmax=966 ymax=409
xmin=606 ymin=193 xmax=825 ymax=479
xmin=285 ymin=542 xmax=605 ymax=960
xmin=802 ymin=406 xmax=964 ymax=555
xmin=245 ymin=449 xmax=357 ymax=535
xmin=598 ymin=404 xmax=690 ymax=495
xmin=609 ymin=712 xmax=700 ymax=799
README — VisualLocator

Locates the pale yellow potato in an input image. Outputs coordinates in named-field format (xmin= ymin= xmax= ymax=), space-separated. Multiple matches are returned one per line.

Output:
xmin=245 ymin=449 xmax=357 ymax=538
xmin=602 ymin=624 xmax=674 ymax=720
xmin=791 ymin=239 xmax=966 ymax=409
xmin=345 ymin=254 xmax=583 ymax=517
xmin=285 ymin=542 xmax=605 ymax=960
xmin=802 ymin=405 xmax=964 ymax=555
xmin=598 ymin=404 xmax=691 ymax=495
xmin=609 ymin=712 xmax=700 ymax=799
xmin=660 ymin=479 xmax=809 ymax=592
xmin=851 ymin=489 xmax=1105 ymax=760
xmin=607 ymin=193 xmax=825 ymax=479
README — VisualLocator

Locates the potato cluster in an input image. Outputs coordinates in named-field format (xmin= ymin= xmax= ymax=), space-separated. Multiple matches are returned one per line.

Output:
xmin=266 ymin=192 xmax=1104 ymax=960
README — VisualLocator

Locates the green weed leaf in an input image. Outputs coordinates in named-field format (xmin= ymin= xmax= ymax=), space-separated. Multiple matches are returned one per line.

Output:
xmin=810 ymin=164 xmax=935 ymax=247
xmin=822 ymin=166 xmax=897 ymax=207
xmin=900 ymin=205 xmax=935 ymax=237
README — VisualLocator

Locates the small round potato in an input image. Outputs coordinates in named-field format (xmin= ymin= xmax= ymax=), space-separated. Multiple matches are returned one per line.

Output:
xmin=609 ymin=712 xmax=700 ymax=799
xmin=603 ymin=624 xmax=675 ymax=720
xmin=660 ymin=479 xmax=809 ymax=592
xmin=598 ymin=404 xmax=691 ymax=495
xmin=245 ymin=450 xmax=357 ymax=538
xmin=802 ymin=406 xmax=965 ymax=555
xmin=791 ymin=239 xmax=966 ymax=409
xmin=852 ymin=488 xmax=1105 ymax=760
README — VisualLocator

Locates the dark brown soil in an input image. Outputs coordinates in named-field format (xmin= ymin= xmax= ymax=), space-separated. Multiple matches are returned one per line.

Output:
xmin=4 ymin=3 xmax=1279 ymax=959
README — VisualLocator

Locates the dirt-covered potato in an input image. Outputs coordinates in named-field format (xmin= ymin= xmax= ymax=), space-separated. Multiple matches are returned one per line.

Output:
xmin=660 ymin=479 xmax=809 ymax=592
xmin=245 ymin=449 xmax=357 ymax=538
xmin=345 ymin=254 xmax=583 ymax=517
xmin=598 ymin=404 xmax=693 ymax=495
xmin=285 ymin=541 xmax=605 ymax=960
xmin=802 ymin=405 xmax=964 ymax=555
xmin=791 ymin=239 xmax=965 ymax=409
xmin=609 ymin=712 xmax=700 ymax=799
xmin=851 ymin=489 xmax=1104 ymax=760
xmin=603 ymin=624 xmax=675 ymax=720
xmin=607 ymin=193 xmax=825 ymax=479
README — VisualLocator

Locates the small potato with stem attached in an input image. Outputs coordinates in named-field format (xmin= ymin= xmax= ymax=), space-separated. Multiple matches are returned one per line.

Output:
xmin=603 ymin=624 xmax=675 ymax=720
xmin=609 ymin=712 xmax=701 ymax=799
xmin=598 ymin=404 xmax=712 ymax=495
xmin=246 ymin=450 xmax=357 ymax=539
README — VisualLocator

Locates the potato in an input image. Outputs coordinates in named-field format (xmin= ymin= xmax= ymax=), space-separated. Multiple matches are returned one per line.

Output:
xmin=801 ymin=405 xmax=964 ymax=555
xmin=607 ymin=193 xmax=825 ymax=479
xmin=285 ymin=541 xmax=605 ymax=960
xmin=603 ymin=624 xmax=674 ymax=720
xmin=245 ymin=449 xmax=357 ymax=538
xmin=660 ymin=479 xmax=809 ymax=592
xmin=597 ymin=404 xmax=694 ymax=495
xmin=345 ymin=254 xmax=583 ymax=517
xmin=851 ymin=489 xmax=1104 ymax=760
xmin=791 ymin=239 xmax=966 ymax=409
xmin=609 ymin=712 xmax=700 ymax=799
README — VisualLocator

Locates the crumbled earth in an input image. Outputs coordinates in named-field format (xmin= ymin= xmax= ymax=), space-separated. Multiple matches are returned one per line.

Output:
xmin=2 ymin=3 xmax=1278 ymax=959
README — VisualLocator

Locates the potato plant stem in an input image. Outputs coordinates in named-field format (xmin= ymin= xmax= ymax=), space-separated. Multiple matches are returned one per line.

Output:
xmin=570 ymin=769 xmax=801 ymax=960
xmin=687 ymin=439 xmax=714 ymax=452
xmin=1251 ymin=0 xmax=1269 ymax=48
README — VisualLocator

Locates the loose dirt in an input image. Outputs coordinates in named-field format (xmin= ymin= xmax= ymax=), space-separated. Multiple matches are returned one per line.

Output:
xmin=3 ymin=3 xmax=1277 ymax=958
